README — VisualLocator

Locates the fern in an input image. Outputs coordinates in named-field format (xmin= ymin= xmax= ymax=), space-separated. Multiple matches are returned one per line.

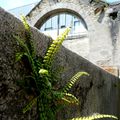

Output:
xmin=14 ymin=35 xmax=29 ymax=54
xmin=43 ymin=27 xmax=70 ymax=69
xmin=15 ymin=17 xmax=118 ymax=120
xmin=14 ymin=17 xmax=41 ymax=93
xmin=52 ymin=91 xmax=78 ymax=106
xmin=23 ymin=97 xmax=37 ymax=113
xmin=21 ymin=16 xmax=35 ymax=58
xmin=21 ymin=16 xmax=30 ymax=31
xmin=62 ymin=72 xmax=89 ymax=93
xmin=62 ymin=93 xmax=79 ymax=105
xmin=71 ymin=114 xmax=118 ymax=120
xmin=16 ymin=52 xmax=25 ymax=62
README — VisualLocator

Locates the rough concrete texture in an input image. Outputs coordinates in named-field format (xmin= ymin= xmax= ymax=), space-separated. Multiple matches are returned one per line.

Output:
xmin=0 ymin=7 xmax=120 ymax=120
xmin=63 ymin=36 xmax=90 ymax=59
xmin=26 ymin=0 xmax=120 ymax=69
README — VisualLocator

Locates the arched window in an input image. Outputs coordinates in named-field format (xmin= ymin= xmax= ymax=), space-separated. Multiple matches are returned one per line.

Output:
xmin=40 ymin=13 xmax=87 ymax=39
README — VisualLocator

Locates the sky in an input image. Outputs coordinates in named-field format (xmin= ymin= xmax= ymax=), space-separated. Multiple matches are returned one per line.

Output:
xmin=0 ymin=0 xmax=120 ymax=10
xmin=105 ymin=0 xmax=120 ymax=2
xmin=0 ymin=0 xmax=39 ymax=10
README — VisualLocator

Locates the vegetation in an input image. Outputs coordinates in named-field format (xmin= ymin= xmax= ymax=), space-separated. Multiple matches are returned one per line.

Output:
xmin=89 ymin=0 xmax=109 ymax=22
xmin=14 ymin=16 xmax=118 ymax=120
xmin=71 ymin=114 xmax=118 ymax=120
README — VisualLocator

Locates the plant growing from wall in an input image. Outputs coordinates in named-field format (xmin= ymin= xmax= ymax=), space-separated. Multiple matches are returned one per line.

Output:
xmin=90 ymin=0 xmax=109 ymax=22
xmin=14 ymin=16 xmax=118 ymax=120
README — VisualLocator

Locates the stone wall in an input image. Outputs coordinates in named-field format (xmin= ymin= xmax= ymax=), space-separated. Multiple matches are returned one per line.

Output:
xmin=0 ymin=7 xmax=120 ymax=120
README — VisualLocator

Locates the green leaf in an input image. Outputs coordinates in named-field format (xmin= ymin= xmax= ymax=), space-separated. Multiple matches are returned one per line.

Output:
xmin=23 ymin=97 xmax=37 ymax=113
xmin=14 ymin=35 xmax=25 ymax=48
xmin=62 ymin=93 xmax=79 ymax=105
xmin=43 ymin=27 xmax=70 ymax=69
xmin=39 ymin=69 xmax=49 ymax=76
xmin=21 ymin=15 xmax=36 ymax=58
xmin=16 ymin=52 xmax=24 ymax=62
xmin=21 ymin=15 xmax=30 ymax=31
xmin=62 ymin=72 xmax=89 ymax=93
xmin=71 ymin=114 xmax=118 ymax=120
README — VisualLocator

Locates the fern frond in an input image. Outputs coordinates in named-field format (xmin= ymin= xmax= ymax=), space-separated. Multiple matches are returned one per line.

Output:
xmin=52 ymin=91 xmax=79 ymax=105
xmin=71 ymin=114 xmax=118 ymax=120
xmin=15 ymin=52 xmax=24 ymax=62
xmin=34 ymin=56 xmax=43 ymax=70
xmin=21 ymin=15 xmax=35 ymax=58
xmin=43 ymin=27 xmax=70 ymax=69
xmin=25 ymin=75 xmax=35 ymax=80
xmin=15 ymin=35 xmax=40 ymax=92
xmin=16 ymin=52 xmax=31 ymax=62
xmin=62 ymin=93 xmax=79 ymax=105
xmin=23 ymin=97 xmax=37 ymax=113
xmin=14 ymin=35 xmax=30 ymax=53
xmin=39 ymin=69 xmax=49 ymax=76
xmin=15 ymin=34 xmax=38 ymax=77
xmin=21 ymin=16 xmax=30 ymax=31
xmin=52 ymin=91 xmax=64 ymax=100
xmin=62 ymin=72 xmax=89 ymax=93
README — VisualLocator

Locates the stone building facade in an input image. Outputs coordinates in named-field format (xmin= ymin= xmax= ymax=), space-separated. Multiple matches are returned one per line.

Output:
xmin=26 ymin=0 xmax=120 ymax=76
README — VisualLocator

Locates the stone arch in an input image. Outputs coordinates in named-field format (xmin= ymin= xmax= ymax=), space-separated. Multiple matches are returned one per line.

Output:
xmin=28 ymin=2 xmax=96 ymax=32
xmin=35 ymin=9 xmax=88 ymax=30
xmin=27 ymin=2 xmax=98 ymax=60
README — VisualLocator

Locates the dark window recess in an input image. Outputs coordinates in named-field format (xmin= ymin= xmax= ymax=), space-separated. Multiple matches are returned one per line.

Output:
xmin=61 ymin=25 xmax=66 ymax=28
xmin=44 ymin=27 xmax=52 ymax=31
xmin=109 ymin=12 xmax=118 ymax=20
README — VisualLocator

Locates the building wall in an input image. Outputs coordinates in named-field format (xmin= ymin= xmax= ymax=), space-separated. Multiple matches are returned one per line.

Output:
xmin=27 ymin=0 xmax=120 ymax=74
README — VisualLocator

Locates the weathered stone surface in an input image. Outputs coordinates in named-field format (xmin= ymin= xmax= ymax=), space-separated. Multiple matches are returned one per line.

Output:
xmin=0 ymin=8 xmax=51 ymax=120
xmin=0 ymin=7 xmax=120 ymax=120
